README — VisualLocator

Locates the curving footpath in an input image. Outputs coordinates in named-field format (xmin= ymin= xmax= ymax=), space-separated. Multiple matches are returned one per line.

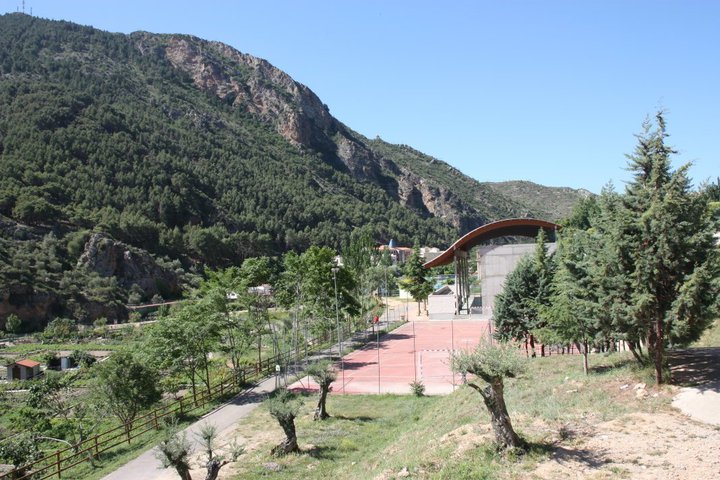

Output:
xmin=669 ymin=347 xmax=720 ymax=426
xmin=101 ymin=376 xmax=278 ymax=480
xmin=101 ymin=325 xmax=384 ymax=479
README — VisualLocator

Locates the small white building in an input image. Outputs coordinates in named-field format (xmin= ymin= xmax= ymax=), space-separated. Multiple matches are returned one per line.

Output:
xmin=6 ymin=359 xmax=41 ymax=380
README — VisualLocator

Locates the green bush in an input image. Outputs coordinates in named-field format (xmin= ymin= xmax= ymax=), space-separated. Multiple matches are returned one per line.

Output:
xmin=409 ymin=380 xmax=426 ymax=397
xmin=43 ymin=318 xmax=78 ymax=340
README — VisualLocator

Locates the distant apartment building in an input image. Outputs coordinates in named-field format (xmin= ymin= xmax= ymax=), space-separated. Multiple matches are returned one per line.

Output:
xmin=378 ymin=240 xmax=439 ymax=265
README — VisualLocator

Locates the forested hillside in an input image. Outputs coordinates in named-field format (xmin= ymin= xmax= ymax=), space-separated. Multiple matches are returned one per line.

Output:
xmin=0 ymin=13 xmax=586 ymax=327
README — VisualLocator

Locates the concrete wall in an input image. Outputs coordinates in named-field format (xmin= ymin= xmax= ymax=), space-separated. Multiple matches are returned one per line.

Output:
xmin=7 ymin=364 xmax=39 ymax=380
xmin=428 ymin=285 xmax=456 ymax=319
xmin=477 ymin=243 xmax=556 ymax=317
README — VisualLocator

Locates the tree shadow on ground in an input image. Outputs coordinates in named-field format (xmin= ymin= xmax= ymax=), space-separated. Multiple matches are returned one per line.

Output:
xmin=381 ymin=333 xmax=412 ymax=341
xmin=589 ymin=358 xmax=635 ymax=374
xmin=228 ymin=391 xmax=269 ymax=406
xmin=340 ymin=360 xmax=377 ymax=370
xmin=305 ymin=444 xmax=340 ymax=460
xmin=668 ymin=347 xmax=720 ymax=390
xmin=332 ymin=415 xmax=375 ymax=423
xmin=525 ymin=440 xmax=609 ymax=469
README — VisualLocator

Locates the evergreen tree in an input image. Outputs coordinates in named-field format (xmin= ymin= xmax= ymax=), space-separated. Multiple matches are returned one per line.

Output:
xmin=611 ymin=113 xmax=719 ymax=383
xmin=541 ymin=229 xmax=603 ymax=374
xmin=401 ymin=245 xmax=433 ymax=315
xmin=4 ymin=313 xmax=22 ymax=334
xmin=493 ymin=231 xmax=555 ymax=356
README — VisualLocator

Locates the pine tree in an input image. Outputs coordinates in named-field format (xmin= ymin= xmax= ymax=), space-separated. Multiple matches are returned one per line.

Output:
xmin=401 ymin=245 xmax=433 ymax=315
xmin=493 ymin=230 xmax=555 ymax=356
xmin=615 ymin=113 xmax=719 ymax=383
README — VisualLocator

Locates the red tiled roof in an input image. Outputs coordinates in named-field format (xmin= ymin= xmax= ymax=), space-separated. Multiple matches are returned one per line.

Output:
xmin=15 ymin=359 xmax=40 ymax=368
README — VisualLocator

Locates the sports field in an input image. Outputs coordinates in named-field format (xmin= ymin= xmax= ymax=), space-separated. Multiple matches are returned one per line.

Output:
xmin=291 ymin=320 xmax=491 ymax=395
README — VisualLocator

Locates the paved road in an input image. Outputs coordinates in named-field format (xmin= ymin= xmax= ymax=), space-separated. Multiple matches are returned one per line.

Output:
xmin=669 ymin=347 xmax=720 ymax=426
xmin=101 ymin=376 xmax=279 ymax=480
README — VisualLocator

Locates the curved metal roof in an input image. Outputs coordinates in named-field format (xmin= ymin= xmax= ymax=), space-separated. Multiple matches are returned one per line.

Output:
xmin=423 ymin=218 xmax=560 ymax=268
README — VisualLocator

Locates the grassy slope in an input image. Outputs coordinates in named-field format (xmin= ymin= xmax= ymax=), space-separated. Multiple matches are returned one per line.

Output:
xmin=691 ymin=319 xmax=720 ymax=348
xmin=480 ymin=181 xmax=592 ymax=223
xmin=229 ymin=352 xmax=671 ymax=479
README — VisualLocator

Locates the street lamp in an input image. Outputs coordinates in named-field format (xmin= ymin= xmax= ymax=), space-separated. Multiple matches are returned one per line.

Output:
xmin=331 ymin=265 xmax=346 ymax=394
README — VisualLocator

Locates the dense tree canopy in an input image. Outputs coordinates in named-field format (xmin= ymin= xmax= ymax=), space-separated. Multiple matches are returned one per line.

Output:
xmin=497 ymin=114 xmax=720 ymax=382
xmin=493 ymin=230 xmax=555 ymax=355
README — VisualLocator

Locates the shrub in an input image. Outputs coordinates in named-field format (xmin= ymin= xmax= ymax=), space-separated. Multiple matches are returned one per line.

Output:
xmin=409 ymin=380 xmax=426 ymax=397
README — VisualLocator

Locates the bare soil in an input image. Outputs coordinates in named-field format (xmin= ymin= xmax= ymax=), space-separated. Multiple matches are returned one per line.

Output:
xmin=532 ymin=411 xmax=720 ymax=479
xmin=533 ymin=347 xmax=720 ymax=479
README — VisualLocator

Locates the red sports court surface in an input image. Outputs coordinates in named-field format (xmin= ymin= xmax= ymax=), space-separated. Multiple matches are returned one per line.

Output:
xmin=290 ymin=320 xmax=491 ymax=395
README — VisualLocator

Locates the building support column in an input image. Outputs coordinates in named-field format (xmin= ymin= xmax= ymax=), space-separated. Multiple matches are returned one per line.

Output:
xmin=454 ymin=250 xmax=470 ymax=315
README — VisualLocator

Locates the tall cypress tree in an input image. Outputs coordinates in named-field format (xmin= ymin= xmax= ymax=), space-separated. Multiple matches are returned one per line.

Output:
xmin=542 ymin=228 xmax=603 ymax=374
xmin=493 ymin=230 xmax=555 ymax=356
xmin=616 ymin=113 xmax=719 ymax=383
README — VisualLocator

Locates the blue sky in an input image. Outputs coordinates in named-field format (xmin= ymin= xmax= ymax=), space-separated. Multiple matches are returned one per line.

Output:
xmin=3 ymin=0 xmax=718 ymax=193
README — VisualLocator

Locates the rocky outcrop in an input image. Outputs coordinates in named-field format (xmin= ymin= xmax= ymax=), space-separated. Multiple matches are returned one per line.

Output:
xmin=0 ymin=285 xmax=62 ymax=331
xmin=78 ymin=233 xmax=180 ymax=300
xmin=139 ymin=34 xmax=391 ymax=185
xmin=394 ymin=170 xmax=489 ymax=231
xmin=155 ymin=35 xmax=335 ymax=146
xmin=138 ymin=34 xmax=546 ymax=230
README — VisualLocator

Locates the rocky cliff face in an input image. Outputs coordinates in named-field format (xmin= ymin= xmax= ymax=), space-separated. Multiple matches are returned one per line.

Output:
xmin=78 ymin=233 xmax=181 ymax=300
xmin=142 ymin=33 xmax=590 ymax=232
xmin=0 ymin=285 xmax=62 ymax=331
xmin=136 ymin=33 xmax=492 ymax=227
xmin=0 ymin=233 xmax=181 ymax=329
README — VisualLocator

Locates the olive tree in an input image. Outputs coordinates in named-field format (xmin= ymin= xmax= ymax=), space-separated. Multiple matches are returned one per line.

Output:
xmin=452 ymin=340 xmax=527 ymax=451
xmin=305 ymin=361 xmax=337 ymax=420
xmin=156 ymin=423 xmax=243 ymax=480
xmin=267 ymin=389 xmax=301 ymax=455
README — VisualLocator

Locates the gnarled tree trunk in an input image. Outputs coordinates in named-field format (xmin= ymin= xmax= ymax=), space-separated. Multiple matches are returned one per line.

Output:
xmin=469 ymin=378 xmax=524 ymax=450
xmin=174 ymin=465 xmax=192 ymax=480
xmin=271 ymin=415 xmax=299 ymax=455
xmin=314 ymin=385 xmax=330 ymax=420
xmin=205 ymin=458 xmax=229 ymax=480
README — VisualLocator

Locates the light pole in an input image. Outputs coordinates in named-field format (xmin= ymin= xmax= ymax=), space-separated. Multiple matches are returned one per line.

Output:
xmin=384 ymin=266 xmax=389 ymax=328
xmin=331 ymin=265 xmax=345 ymax=394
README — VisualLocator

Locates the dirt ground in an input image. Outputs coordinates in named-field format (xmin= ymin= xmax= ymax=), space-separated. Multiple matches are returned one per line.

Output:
xmin=531 ymin=411 xmax=720 ymax=479
xmin=532 ymin=347 xmax=720 ymax=480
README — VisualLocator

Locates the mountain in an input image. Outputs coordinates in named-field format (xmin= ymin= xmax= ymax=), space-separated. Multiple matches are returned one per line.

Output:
xmin=0 ymin=14 xmax=587 ymax=327
xmin=480 ymin=181 xmax=592 ymax=224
